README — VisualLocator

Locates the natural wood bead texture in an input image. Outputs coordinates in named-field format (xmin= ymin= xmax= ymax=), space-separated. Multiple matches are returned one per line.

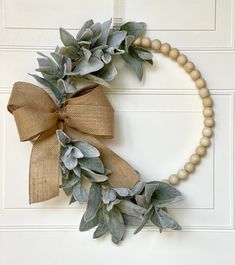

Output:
xmin=135 ymin=38 xmax=214 ymax=186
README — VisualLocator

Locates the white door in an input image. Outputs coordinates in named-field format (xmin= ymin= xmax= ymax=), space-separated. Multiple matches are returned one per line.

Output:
xmin=0 ymin=0 xmax=235 ymax=264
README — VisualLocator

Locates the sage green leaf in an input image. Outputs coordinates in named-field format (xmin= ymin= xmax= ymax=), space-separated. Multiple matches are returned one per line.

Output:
xmin=84 ymin=183 xmax=102 ymax=222
xmin=120 ymin=22 xmax=146 ymax=37
xmin=125 ymin=35 xmax=135 ymax=52
xmin=73 ymin=183 xmax=88 ymax=203
xmin=123 ymin=214 xmax=142 ymax=226
xmin=145 ymin=182 xmax=159 ymax=203
xmin=35 ymin=67 xmax=58 ymax=77
xmin=78 ymin=157 xmax=104 ymax=174
xmin=83 ymin=74 xmax=111 ymax=88
xmin=95 ymin=18 xmax=112 ymax=46
xmin=62 ymin=172 xmax=79 ymax=189
xmin=97 ymin=63 xmax=117 ymax=81
xmin=59 ymin=46 xmax=78 ymax=59
xmin=60 ymin=28 xmax=77 ymax=47
xmin=29 ymin=74 xmax=61 ymax=99
xmin=131 ymin=181 xmax=145 ymax=195
xmin=135 ymin=48 xmax=153 ymax=61
xmin=56 ymin=129 xmax=70 ymax=147
xmin=61 ymin=146 xmax=79 ymax=170
xmin=102 ymin=189 xmax=116 ymax=204
xmin=134 ymin=205 xmax=154 ymax=234
xmin=79 ymin=28 xmax=93 ymax=42
xmin=60 ymin=162 xmax=69 ymax=177
xmin=57 ymin=79 xmax=76 ymax=94
xmin=117 ymin=200 xmax=146 ymax=217
xmin=106 ymin=199 xmax=121 ymax=211
xmin=71 ymin=56 xmax=104 ymax=76
xmin=107 ymin=31 xmax=127 ymax=48
xmin=50 ymin=51 xmax=63 ymax=66
xmin=37 ymin=52 xmax=56 ymax=66
xmin=114 ymin=188 xmax=130 ymax=197
xmin=150 ymin=210 xmax=163 ymax=232
xmin=90 ymin=23 xmax=102 ymax=45
xmin=104 ymin=207 xmax=125 ymax=244
xmin=152 ymin=181 xmax=183 ymax=207
xmin=63 ymin=187 xmax=73 ymax=196
xmin=37 ymin=57 xmax=56 ymax=68
xmin=93 ymin=222 xmax=108 ymax=239
xmin=121 ymin=53 xmax=143 ymax=80
xmin=82 ymin=47 xmax=92 ymax=61
xmin=69 ymin=195 xmax=76 ymax=204
xmin=82 ymin=167 xmax=108 ymax=183
xmin=73 ymin=166 xmax=81 ymax=177
xmin=155 ymin=208 xmax=181 ymax=231
xmin=79 ymin=207 xmax=103 ymax=232
xmin=76 ymin=19 xmax=94 ymax=41
xmin=73 ymin=141 xmax=100 ymax=157
xmin=101 ymin=52 xmax=112 ymax=64
xmin=135 ymin=194 xmax=147 ymax=208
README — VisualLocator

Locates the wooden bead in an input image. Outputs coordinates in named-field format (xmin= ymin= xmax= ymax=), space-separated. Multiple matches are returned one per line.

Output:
xmin=204 ymin=118 xmax=214 ymax=127
xmin=184 ymin=162 xmax=195 ymax=173
xmin=133 ymin=37 xmax=142 ymax=46
xmin=202 ymin=127 xmax=213 ymax=137
xmin=202 ymin=97 xmax=213 ymax=107
xmin=141 ymin=37 xmax=151 ymax=48
xmin=196 ymin=146 xmax=207 ymax=156
xmin=169 ymin=48 xmax=180 ymax=60
xmin=200 ymin=136 xmax=211 ymax=147
xmin=177 ymin=169 xmax=188 ymax=180
xmin=169 ymin=174 xmax=180 ymax=185
xmin=191 ymin=69 xmax=201 ymax=81
xmin=160 ymin=43 xmax=171 ymax=55
xmin=151 ymin=39 xmax=161 ymax=51
xmin=203 ymin=107 xmax=213 ymax=117
xmin=190 ymin=154 xmax=201 ymax=165
xmin=199 ymin=88 xmax=209 ymax=98
xmin=177 ymin=54 xmax=188 ymax=66
xmin=184 ymin=62 xmax=194 ymax=73
xmin=196 ymin=78 xmax=206 ymax=89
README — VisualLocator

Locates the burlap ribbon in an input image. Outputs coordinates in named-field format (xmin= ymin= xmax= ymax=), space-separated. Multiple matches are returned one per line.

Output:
xmin=8 ymin=82 xmax=139 ymax=203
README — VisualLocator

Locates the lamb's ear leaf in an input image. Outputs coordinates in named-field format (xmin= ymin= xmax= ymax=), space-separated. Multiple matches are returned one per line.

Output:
xmin=121 ymin=53 xmax=143 ymax=81
xmin=84 ymin=183 xmax=102 ymax=222
xmin=60 ymin=28 xmax=77 ymax=47
xmin=154 ymin=208 xmax=181 ymax=231
xmin=120 ymin=22 xmax=146 ymax=37
xmin=104 ymin=207 xmax=125 ymax=245
xmin=134 ymin=205 xmax=154 ymax=234
xmin=93 ymin=222 xmax=109 ymax=239
xmin=73 ymin=183 xmax=88 ymax=204
xmin=56 ymin=129 xmax=70 ymax=147
xmin=78 ymin=157 xmax=105 ymax=174
xmin=79 ymin=207 xmax=103 ymax=232
xmin=117 ymin=200 xmax=146 ymax=217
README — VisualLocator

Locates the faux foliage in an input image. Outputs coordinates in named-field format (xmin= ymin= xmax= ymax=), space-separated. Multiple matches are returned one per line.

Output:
xmin=57 ymin=130 xmax=183 ymax=245
xmin=30 ymin=19 xmax=153 ymax=106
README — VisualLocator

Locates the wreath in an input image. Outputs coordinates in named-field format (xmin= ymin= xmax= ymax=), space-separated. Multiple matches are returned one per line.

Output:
xmin=7 ymin=19 xmax=214 ymax=244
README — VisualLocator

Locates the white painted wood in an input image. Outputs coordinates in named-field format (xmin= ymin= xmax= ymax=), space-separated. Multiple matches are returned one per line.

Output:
xmin=0 ymin=1 xmax=235 ymax=264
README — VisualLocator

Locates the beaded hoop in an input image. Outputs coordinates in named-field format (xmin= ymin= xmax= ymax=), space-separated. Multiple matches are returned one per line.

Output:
xmin=133 ymin=37 xmax=214 ymax=186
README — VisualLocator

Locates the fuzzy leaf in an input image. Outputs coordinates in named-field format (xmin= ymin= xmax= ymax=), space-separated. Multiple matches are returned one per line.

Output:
xmin=73 ymin=183 xmax=88 ymax=204
xmin=151 ymin=181 xmax=183 ymax=207
xmin=83 ymin=74 xmax=111 ymax=88
xmin=154 ymin=208 xmax=181 ymax=231
xmin=96 ymin=63 xmax=117 ymax=81
xmin=57 ymin=79 xmax=76 ymax=94
xmin=76 ymin=19 xmax=94 ymax=41
xmin=95 ymin=18 xmax=112 ymax=46
xmin=131 ymin=181 xmax=145 ymax=195
xmin=102 ymin=189 xmax=116 ymax=204
xmin=134 ymin=205 xmax=154 ymax=234
xmin=84 ymin=183 xmax=102 ymax=222
xmin=104 ymin=207 xmax=125 ymax=244
xmin=107 ymin=31 xmax=127 ymax=48
xmin=93 ymin=222 xmax=108 ymax=239
xmin=106 ymin=199 xmax=121 ymax=211
xmin=135 ymin=48 xmax=153 ymax=61
xmin=78 ymin=157 xmax=104 ymax=174
xmin=59 ymin=46 xmax=78 ymax=59
xmin=62 ymin=172 xmax=79 ymax=189
xmin=120 ymin=22 xmax=146 ymax=37
xmin=117 ymin=200 xmax=146 ymax=217
xmin=56 ymin=129 xmax=70 ymax=147
xmin=114 ymin=188 xmax=130 ymax=197
xmin=121 ymin=53 xmax=143 ymax=80
xmin=60 ymin=28 xmax=77 ymax=46
xmin=145 ymin=182 xmax=159 ymax=203
xmin=79 ymin=207 xmax=103 ymax=232
xmin=73 ymin=141 xmax=100 ymax=157
xmin=82 ymin=167 xmax=108 ymax=183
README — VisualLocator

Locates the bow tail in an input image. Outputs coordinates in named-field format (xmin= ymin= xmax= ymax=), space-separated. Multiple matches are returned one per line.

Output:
xmin=29 ymin=127 xmax=61 ymax=203
xmin=65 ymin=127 xmax=140 ymax=188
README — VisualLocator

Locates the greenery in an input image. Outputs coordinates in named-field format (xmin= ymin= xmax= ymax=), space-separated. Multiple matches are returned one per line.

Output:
xmin=30 ymin=19 xmax=153 ymax=106
xmin=57 ymin=130 xmax=183 ymax=245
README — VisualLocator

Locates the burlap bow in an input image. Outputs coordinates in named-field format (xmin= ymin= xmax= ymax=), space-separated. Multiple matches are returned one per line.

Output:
xmin=8 ymin=82 xmax=139 ymax=203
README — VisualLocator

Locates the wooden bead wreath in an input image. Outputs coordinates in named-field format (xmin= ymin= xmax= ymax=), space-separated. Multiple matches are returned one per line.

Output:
xmin=133 ymin=37 xmax=214 ymax=186
xmin=7 ymin=19 xmax=214 ymax=245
